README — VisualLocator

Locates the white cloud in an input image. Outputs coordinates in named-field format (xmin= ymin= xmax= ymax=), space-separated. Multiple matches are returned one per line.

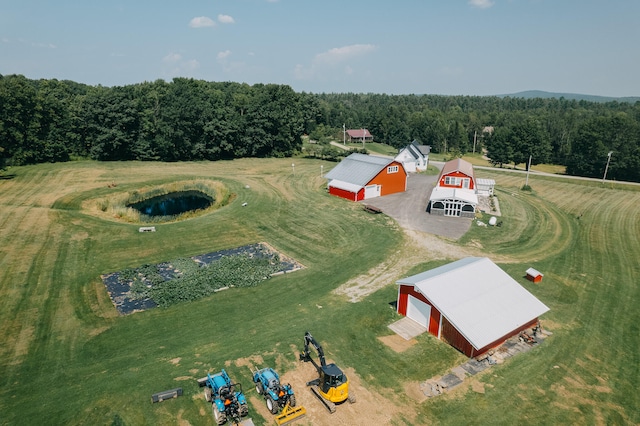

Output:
xmin=217 ymin=50 xmax=232 ymax=60
xmin=314 ymin=44 xmax=376 ymax=65
xmin=469 ymin=0 xmax=494 ymax=9
xmin=163 ymin=52 xmax=182 ymax=62
xmin=294 ymin=44 xmax=376 ymax=81
xmin=189 ymin=16 xmax=215 ymax=28
xmin=218 ymin=14 xmax=235 ymax=24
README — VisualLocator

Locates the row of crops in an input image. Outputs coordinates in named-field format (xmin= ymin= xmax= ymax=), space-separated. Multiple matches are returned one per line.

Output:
xmin=103 ymin=244 xmax=290 ymax=313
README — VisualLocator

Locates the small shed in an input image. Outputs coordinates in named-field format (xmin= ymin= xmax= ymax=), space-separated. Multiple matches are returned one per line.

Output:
xmin=525 ymin=268 xmax=544 ymax=283
xmin=324 ymin=153 xmax=407 ymax=201
xmin=476 ymin=178 xmax=496 ymax=196
xmin=396 ymin=257 xmax=550 ymax=357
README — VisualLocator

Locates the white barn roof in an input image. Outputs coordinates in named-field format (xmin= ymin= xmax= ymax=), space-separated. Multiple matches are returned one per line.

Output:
xmin=324 ymin=153 xmax=396 ymax=187
xmin=429 ymin=187 xmax=478 ymax=204
xmin=327 ymin=179 xmax=363 ymax=192
xmin=396 ymin=257 xmax=549 ymax=350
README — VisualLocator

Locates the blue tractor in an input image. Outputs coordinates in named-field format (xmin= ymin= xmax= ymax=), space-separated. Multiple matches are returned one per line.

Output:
xmin=252 ymin=367 xmax=300 ymax=415
xmin=198 ymin=369 xmax=249 ymax=425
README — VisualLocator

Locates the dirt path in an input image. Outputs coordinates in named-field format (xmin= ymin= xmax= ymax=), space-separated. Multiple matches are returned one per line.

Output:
xmin=333 ymin=228 xmax=487 ymax=302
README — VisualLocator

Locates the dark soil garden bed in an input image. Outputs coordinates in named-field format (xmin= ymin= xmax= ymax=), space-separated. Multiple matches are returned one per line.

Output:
xmin=101 ymin=242 xmax=303 ymax=315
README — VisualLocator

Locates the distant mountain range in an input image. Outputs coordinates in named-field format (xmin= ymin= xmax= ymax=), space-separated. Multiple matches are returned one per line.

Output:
xmin=498 ymin=90 xmax=640 ymax=103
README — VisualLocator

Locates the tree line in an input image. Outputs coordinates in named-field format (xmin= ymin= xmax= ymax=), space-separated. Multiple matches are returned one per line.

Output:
xmin=1 ymin=74 xmax=639 ymax=182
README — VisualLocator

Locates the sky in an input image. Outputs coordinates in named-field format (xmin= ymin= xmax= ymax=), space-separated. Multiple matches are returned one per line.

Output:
xmin=1 ymin=0 xmax=639 ymax=97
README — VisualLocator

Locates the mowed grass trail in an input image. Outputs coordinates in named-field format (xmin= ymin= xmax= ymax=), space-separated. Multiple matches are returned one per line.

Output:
xmin=0 ymin=160 xmax=639 ymax=425
xmin=0 ymin=159 xmax=407 ymax=425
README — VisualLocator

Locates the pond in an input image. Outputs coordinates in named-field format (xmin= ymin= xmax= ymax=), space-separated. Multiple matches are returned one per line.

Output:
xmin=128 ymin=190 xmax=213 ymax=217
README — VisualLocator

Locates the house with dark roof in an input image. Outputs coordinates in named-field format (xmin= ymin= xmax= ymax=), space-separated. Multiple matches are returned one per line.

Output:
xmin=395 ymin=140 xmax=430 ymax=173
xmin=324 ymin=153 xmax=407 ymax=201
xmin=396 ymin=257 xmax=550 ymax=357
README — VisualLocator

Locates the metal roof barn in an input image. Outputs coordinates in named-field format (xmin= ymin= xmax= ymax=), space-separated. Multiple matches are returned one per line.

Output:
xmin=396 ymin=257 xmax=550 ymax=357
xmin=324 ymin=153 xmax=407 ymax=201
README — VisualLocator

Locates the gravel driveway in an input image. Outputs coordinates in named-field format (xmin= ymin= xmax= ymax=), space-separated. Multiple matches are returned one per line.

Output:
xmin=359 ymin=173 xmax=472 ymax=240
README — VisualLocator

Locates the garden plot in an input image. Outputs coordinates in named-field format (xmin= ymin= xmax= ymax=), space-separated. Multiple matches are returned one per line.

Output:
xmin=102 ymin=242 xmax=303 ymax=315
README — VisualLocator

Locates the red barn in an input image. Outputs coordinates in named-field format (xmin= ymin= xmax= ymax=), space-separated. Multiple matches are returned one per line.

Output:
xmin=436 ymin=158 xmax=476 ymax=190
xmin=428 ymin=158 xmax=478 ymax=217
xmin=396 ymin=257 xmax=549 ymax=357
xmin=324 ymin=153 xmax=407 ymax=201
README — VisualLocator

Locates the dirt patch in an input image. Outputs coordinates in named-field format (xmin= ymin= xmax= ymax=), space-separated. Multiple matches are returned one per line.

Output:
xmin=377 ymin=334 xmax=417 ymax=353
xmin=404 ymin=381 xmax=427 ymax=403
xmin=170 ymin=357 xmax=181 ymax=365
xmin=253 ymin=360 xmax=417 ymax=426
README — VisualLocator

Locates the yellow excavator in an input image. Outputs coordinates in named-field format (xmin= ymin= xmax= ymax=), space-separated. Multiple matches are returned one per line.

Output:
xmin=299 ymin=331 xmax=356 ymax=413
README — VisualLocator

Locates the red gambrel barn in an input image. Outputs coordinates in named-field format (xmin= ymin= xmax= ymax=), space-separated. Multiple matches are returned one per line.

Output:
xmin=428 ymin=158 xmax=478 ymax=218
xmin=324 ymin=153 xmax=407 ymax=201
xmin=396 ymin=257 xmax=549 ymax=357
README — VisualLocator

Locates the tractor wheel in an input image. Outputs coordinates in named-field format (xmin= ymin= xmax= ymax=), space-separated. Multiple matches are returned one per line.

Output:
xmin=213 ymin=405 xmax=226 ymax=425
xmin=289 ymin=394 xmax=297 ymax=407
xmin=255 ymin=382 xmax=263 ymax=395
xmin=266 ymin=395 xmax=279 ymax=414
xmin=240 ymin=402 xmax=249 ymax=417
xmin=204 ymin=387 xmax=212 ymax=402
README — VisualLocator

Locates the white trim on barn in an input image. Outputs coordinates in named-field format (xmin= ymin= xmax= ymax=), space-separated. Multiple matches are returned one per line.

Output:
xmin=428 ymin=187 xmax=478 ymax=218
xmin=327 ymin=179 xmax=363 ymax=193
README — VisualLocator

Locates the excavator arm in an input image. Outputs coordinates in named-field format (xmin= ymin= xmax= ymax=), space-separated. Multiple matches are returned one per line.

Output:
xmin=299 ymin=331 xmax=327 ymax=368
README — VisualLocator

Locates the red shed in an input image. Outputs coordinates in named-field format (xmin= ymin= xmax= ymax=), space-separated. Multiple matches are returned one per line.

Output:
xmin=526 ymin=268 xmax=544 ymax=283
xmin=324 ymin=153 xmax=407 ymax=201
xmin=396 ymin=257 xmax=549 ymax=357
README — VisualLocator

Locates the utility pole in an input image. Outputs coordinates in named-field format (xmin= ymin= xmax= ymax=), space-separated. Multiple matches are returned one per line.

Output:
xmin=525 ymin=155 xmax=532 ymax=187
xmin=602 ymin=151 xmax=613 ymax=183
xmin=473 ymin=130 xmax=477 ymax=154
xmin=362 ymin=128 xmax=365 ymax=149
xmin=343 ymin=124 xmax=346 ymax=145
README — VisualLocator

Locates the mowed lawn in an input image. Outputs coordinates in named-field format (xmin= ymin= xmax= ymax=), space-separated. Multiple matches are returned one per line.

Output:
xmin=0 ymin=159 xmax=639 ymax=425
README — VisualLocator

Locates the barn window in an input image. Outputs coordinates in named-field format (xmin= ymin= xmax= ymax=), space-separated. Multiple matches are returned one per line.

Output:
xmin=387 ymin=165 xmax=399 ymax=174
xmin=444 ymin=176 xmax=460 ymax=186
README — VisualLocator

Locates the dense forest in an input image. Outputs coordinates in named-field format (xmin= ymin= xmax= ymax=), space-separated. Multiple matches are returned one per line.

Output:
xmin=1 ymin=74 xmax=639 ymax=182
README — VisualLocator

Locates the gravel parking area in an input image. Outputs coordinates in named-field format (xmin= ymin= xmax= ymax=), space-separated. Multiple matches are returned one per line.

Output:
xmin=360 ymin=173 xmax=473 ymax=240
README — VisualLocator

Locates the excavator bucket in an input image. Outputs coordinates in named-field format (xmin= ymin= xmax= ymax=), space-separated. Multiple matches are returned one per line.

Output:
xmin=274 ymin=404 xmax=306 ymax=426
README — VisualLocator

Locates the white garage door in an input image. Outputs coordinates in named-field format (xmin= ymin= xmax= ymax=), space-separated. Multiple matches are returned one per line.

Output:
xmin=364 ymin=184 xmax=380 ymax=199
xmin=407 ymin=295 xmax=431 ymax=328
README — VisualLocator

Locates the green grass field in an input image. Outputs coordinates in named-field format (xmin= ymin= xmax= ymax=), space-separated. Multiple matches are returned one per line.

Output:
xmin=1 ymin=159 xmax=638 ymax=425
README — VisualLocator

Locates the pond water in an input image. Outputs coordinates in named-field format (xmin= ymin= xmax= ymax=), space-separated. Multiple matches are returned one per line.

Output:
xmin=128 ymin=190 xmax=213 ymax=217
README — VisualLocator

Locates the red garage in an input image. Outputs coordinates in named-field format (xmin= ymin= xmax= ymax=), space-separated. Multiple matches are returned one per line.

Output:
xmin=396 ymin=257 xmax=549 ymax=357
xmin=324 ymin=153 xmax=407 ymax=201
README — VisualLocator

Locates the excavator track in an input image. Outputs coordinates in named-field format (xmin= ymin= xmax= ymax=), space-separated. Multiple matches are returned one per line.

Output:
xmin=309 ymin=385 xmax=336 ymax=414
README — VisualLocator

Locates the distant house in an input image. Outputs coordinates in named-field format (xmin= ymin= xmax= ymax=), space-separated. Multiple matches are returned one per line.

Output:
xmin=427 ymin=158 xmax=478 ymax=218
xmin=395 ymin=140 xmax=430 ymax=173
xmin=324 ymin=153 xmax=407 ymax=201
xmin=396 ymin=257 xmax=550 ymax=357
xmin=346 ymin=129 xmax=373 ymax=143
